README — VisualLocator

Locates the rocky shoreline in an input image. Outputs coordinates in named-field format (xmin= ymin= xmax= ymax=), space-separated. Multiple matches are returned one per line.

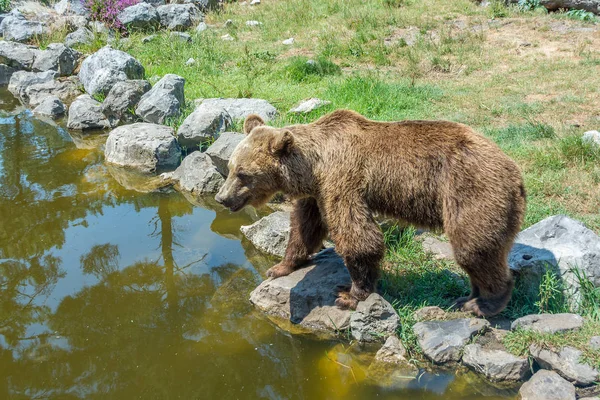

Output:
xmin=1 ymin=1 xmax=600 ymax=398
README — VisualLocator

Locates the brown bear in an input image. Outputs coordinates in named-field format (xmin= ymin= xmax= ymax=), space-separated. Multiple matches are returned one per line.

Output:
xmin=215 ymin=110 xmax=526 ymax=317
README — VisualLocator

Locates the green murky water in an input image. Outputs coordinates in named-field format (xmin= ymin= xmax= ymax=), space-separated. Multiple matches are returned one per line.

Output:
xmin=0 ymin=89 xmax=515 ymax=399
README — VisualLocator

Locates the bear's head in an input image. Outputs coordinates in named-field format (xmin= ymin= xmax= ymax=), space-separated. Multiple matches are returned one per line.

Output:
xmin=215 ymin=114 xmax=294 ymax=212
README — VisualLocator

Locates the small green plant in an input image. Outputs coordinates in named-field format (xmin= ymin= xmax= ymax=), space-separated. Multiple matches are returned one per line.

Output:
xmin=535 ymin=270 xmax=568 ymax=314
xmin=571 ymin=268 xmax=600 ymax=320
xmin=489 ymin=0 xmax=509 ymax=18
xmin=285 ymin=56 xmax=341 ymax=83
xmin=92 ymin=93 xmax=106 ymax=103
xmin=0 ymin=0 xmax=10 ymax=13
xmin=518 ymin=0 xmax=542 ymax=11
xmin=566 ymin=9 xmax=597 ymax=22
xmin=558 ymin=135 xmax=600 ymax=165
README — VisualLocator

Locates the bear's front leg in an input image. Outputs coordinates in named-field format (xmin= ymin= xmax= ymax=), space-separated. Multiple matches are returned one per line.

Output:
xmin=266 ymin=197 xmax=327 ymax=278
xmin=325 ymin=199 xmax=384 ymax=310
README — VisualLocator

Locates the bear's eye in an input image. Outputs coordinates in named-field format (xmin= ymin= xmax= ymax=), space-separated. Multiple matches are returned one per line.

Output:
xmin=237 ymin=171 xmax=250 ymax=181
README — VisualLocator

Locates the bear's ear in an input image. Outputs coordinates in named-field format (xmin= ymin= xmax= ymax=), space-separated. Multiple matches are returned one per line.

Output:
xmin=243 ymin=114 xmax=265 ymax=134
xmin=270 ymin=130 xmax=294 ymax=156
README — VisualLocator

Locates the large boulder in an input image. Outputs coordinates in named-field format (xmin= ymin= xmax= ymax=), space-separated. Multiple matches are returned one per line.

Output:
xmin=350 ymin=293 xmax=400 ymax=342
xmin=168 ymin=151 xmax=224 ymax=195
xmin=530 ymin=344 xmax=599 ymax=386
xmin=33 ymin=95 xmax=66 ymax=119
xmin=197 ymin=98 xmax=277 ymax=121
xmin=64 ymin=27 xmax=94 ymax=48
xmin=55 ymin=0 xmax=88 ymax=16
xmin=177 ymin=103 xmax=232 ymax=148
xmin=67 ymin=94 xmax=113 ymax=131
xmin=518 ymin=370 xmax=576 ymax=400
xmin=25 ymin=76 xmax=82 ymax=107
xmin=462 ymin=343 xmax=530 ymax=382
xmin=0 ymin=64 xmax=16 ymax=86
xmin=25 ymin=77 xmax=80 ymax=107
xmin=8 ymin=70 xmax=57 ymax=103
xmin=413 ymin=318 xmax=490 ymax=364
xmin=511 ymin=313 xmax=584 ymax=334
xmin=102 ymin=79 xmax=151 ymax=125
xmin=0 ymin=40 xmax=39 ymax=70
xmin=32 ymin=43 xmax=79 ymax=76
xmin=105 ymin=123 xmax=181 ymax=173
xmin=249 ymin=248 xmax=353 ymax=332
xmin=135 ymin=74 xmax=185 ymax=124
xmin=78 ymin=46 xmax=145 ymax=96
xmin=509 ymin=216 xmax=600 ymax=301
xmin=0 ymin=14 xmax=45 ymax=42
xmin=118 ymin=2 xmax=160 ymax=31
xmin=205 ymin=131 xmax=245 ymax=176
xmin=157 ymin=3 xmax=202 ymax=31
xmin=240 ymin=212 xmax=290 ymax=257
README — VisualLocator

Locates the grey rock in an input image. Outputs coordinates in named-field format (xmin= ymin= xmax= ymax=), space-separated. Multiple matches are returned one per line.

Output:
xmin=282 ymin=37 xmax=294 ymax=45
xmin=420 ymin=234 xmax=454 ymax=260
xmin=220 ymin=33 xmax=233 ymax=41
xmin=196 ymin=22 xmax=208 ymax=32
xmin=146 ymin=0 xmax=166 ymax=5
xmin=249 ymin=248 xmax=352 ymax=332
xmin=205 ymin=131 xmax=245 ymax=176
xmin=591 ymin=336 xmax=600 ymax=350
xmin=78 ymin=46 xmax=145 ymax=96
xmin=142 ymin=34 xmax=156 ymax=43
xmin=241 ymin=211 xmax=290 ymax=257
xmin=184 ymin=0 xmax=221 ymax=12
xmin=33 ymin=95 xmax=66 ymax=119
xmin=67 ymin=94 xmax=112 ymax=131
xmin=289 ymin=98 xmax=330 ymax=113
xmin=583 ymin=130 xmax=600 ymax=146
xmin=25 ymin=76 xmax=82 ymax=107
xmin=462 ymin=343 xmax=530 ymax=381
xmin=88 ymin=21 xmax=109 ymax=34
xmin=32 ymin=43 xmax=79 ymax=76
xmin=507 ymin=0 xmax=599 ymax=14
xmin=63 ymin=15 xmax=88 ymax=30
xmin=246 ymin=20 xmax=262 ymax=26
xmin=0 ymin=40 xmax=39 ymax=70
xmin=8 ymin=70 xmax=57 ymax=103
xmin=224 ymin=19 xmax=234 ymax=27
xmin=0 ymin=14 xmax=45 ymax=42
xmin=102 ymin=79 xmax=151 ymax=125
xmin=157 ymin=3 xmax=202 ymax=31
xmin=65 ymin=27 xmax=94 ymax=48
xmin=509 ymin=215 xmax=600 ymax=301
xmin=413 ymin=318 xmax=490 ymax=364
xmin=136 ymin=74 xmax=185 ymax=124
xmin=530 ymin=344 xmax=599 ymax=386
xmin=374 ymin=336 xmax=408 ymax=364
xmin=518 ymin=370 xmax=576 ymax=400
xmin=413 ymin=306 xmax=447 ymax=321
xmin=350 ymin=293 xmax=400 ymax=342
xmin=177 ymin=103 xmax=232 ymax=148
xmin=170 ymin=31 xmax=192 ymax=43
xmin=0 ymin=64 xmax=16 ymax=86
xmin=55 ymin=0 xmax=88 ymax=16
xmin=105 ymin=123 xmax=181 ymax=172
xmin=118 ymin=2 xmax=159 ymax=31
xmin=197 ymin=98 xmax=277 ymax=121
xmin=511 ymin=313 xmax=584 ymax=334
xmin=185 ymin=57 xmax=195 ymax=66
xmin=169 ymin=151 xmax=224 ymax=194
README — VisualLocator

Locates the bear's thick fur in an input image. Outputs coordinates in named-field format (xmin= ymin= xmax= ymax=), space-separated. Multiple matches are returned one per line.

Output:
xmin=215 ymin=110 xmax=526 ymax=316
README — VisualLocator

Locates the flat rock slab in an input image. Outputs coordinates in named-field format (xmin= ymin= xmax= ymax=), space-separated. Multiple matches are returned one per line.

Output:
xmin=463 ymin=343 xmax=530 ymax=382
xmin=241 ymin=211 xmax=290 ymax=258
xmin=104 ymin=123 xmax=181 ymax=173
xmin=249 ymin=248 xmax=352 ymax=332
xmin=205 ymin=131 xmax=245 ymax=176
xmin=511 ymin=313 xmax=584 ymax=334
xmin=509 ymin=215 xmax=600 ymax=299
xmin=518 ymin=369 xmax=576 ymax=400
xmin=197 ymin=98 xmax=277 ymax=121
xmin=530 ymin=344 xmax=599 ymax=386
xmin=168 ymin=151 xmax=224 ymax=195
xmin=413 ymin=318 xmax=490 ymax=364
xmin=350 ymin=293 xmax=400 ymax=342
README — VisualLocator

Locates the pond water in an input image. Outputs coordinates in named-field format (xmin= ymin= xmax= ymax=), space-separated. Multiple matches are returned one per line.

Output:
xmin=0 ymin=89 xmax=515 ymax=399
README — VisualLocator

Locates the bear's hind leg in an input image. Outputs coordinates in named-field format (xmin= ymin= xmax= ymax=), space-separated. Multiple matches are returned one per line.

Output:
xmin=451 ymin=242 xmax=514 ymax=317
xmin=267 ymin=197 xmax=327 ymax=278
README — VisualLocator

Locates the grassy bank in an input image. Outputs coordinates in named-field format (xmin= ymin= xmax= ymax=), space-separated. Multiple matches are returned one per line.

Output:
xmin=36 ymin=0 xmax=600 ymax=370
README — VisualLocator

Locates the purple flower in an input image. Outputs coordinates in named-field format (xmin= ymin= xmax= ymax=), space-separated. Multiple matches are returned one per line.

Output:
xmin=83 ymin=0 xmax=140 ymax=32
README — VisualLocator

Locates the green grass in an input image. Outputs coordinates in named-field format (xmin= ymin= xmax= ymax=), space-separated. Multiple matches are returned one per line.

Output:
xmin=0 ymin=0 xmax=10 ymax=13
